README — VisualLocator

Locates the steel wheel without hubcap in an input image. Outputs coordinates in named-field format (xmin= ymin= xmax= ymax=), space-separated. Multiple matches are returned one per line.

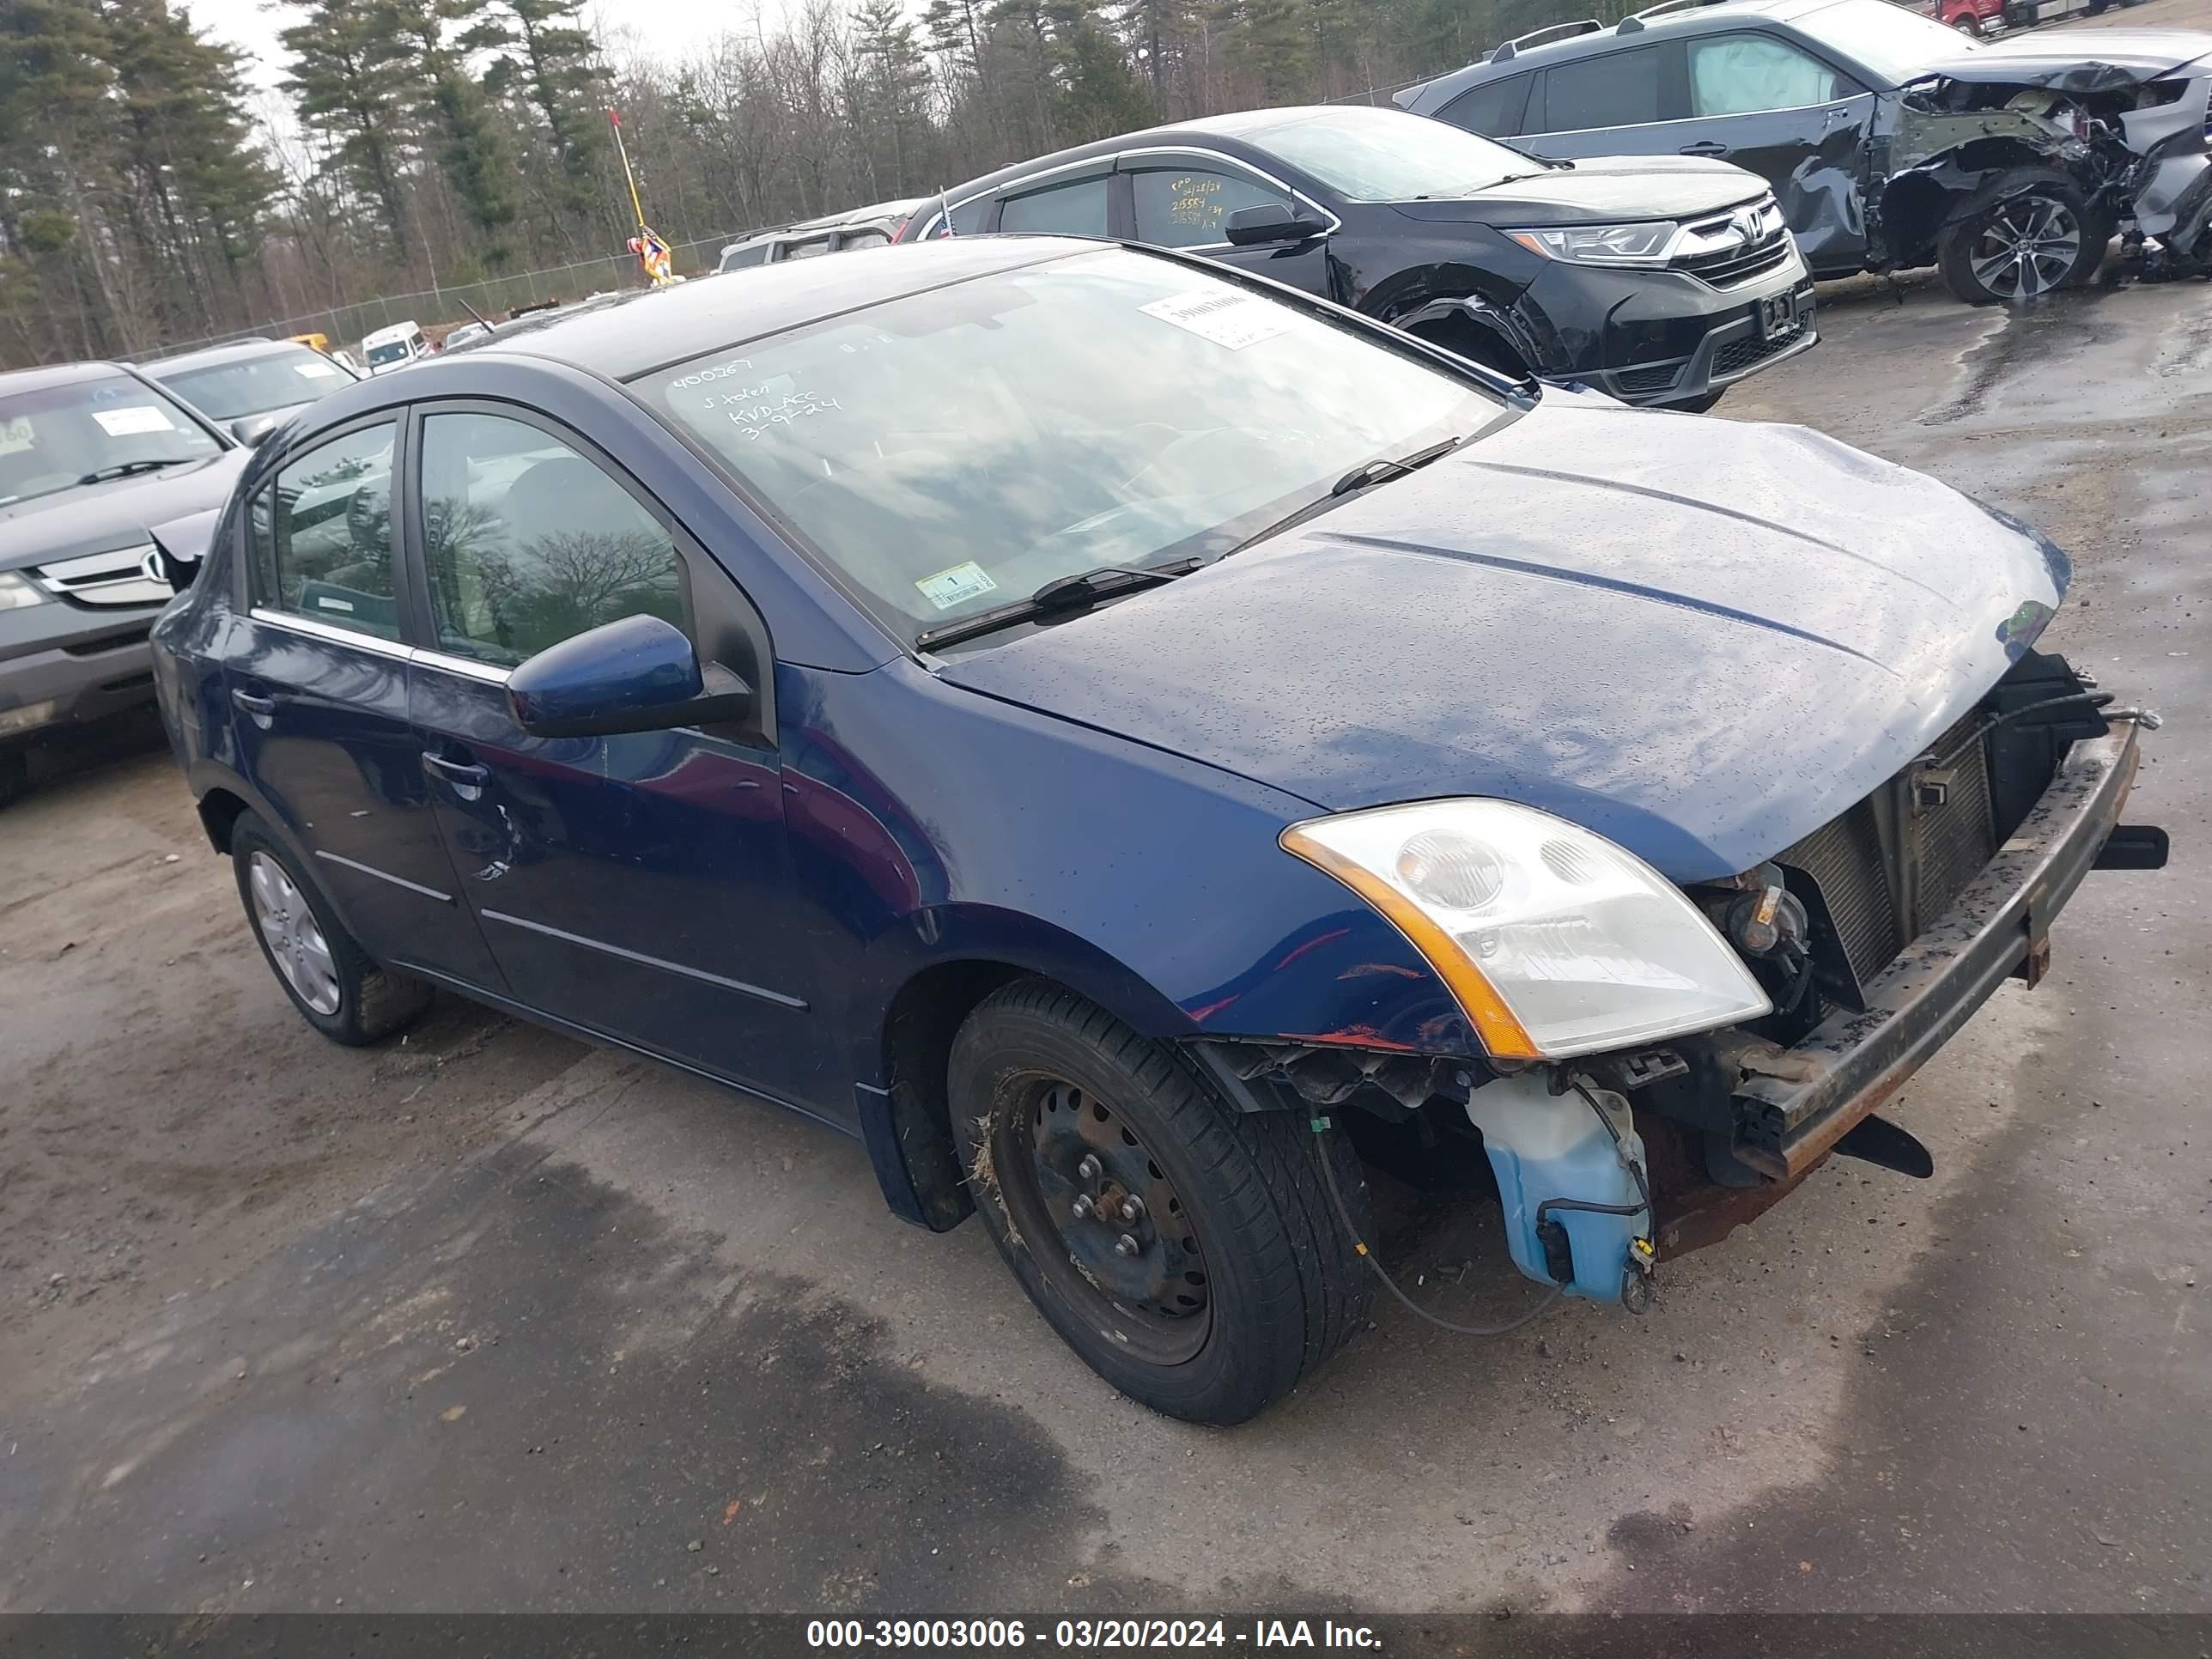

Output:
xmin=1970 ymin=196 xmax=2081 ymax=300
xmin=248 ymin=849 xmax=341 ymax=1015
xmin=994 ymin=1077 xmax=1212 ymax=1366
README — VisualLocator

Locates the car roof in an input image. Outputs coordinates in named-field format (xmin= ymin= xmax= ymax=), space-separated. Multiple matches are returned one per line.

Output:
xmin=478 ymin=236 xmax=1093 ymax=380
xmin=723 ymin=196 xmax=927 ymax=254
xmin=0 ymin=360 xmax=146 ymax=395
xmin=142 ymin=338 xmax=310 ymax=376
xmin=936 ymin=109 xmax=1382 ymax=210
xmin=362 ymin=321 xmax=423 ymax=344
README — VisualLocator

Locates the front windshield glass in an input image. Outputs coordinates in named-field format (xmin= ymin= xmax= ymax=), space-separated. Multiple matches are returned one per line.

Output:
xmin=1233 ymin=106 xmax=1539 ymax=201
xmin=635 ymin=246 xmax=1505 ymax=641
xmin=367 ymin=339 xmax=413 ymax=368
xmin=1799 ymin=0 xmax=1972 ymax=82
xmin=157 ymin=347 xmax=352 ymax=419
xmin=0 ymin=374 xmax=222 ymax=507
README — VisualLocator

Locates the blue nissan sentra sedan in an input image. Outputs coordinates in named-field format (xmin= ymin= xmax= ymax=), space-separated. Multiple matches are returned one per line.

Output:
xmin=148 ymin=235 xmax=2164 ymax=1423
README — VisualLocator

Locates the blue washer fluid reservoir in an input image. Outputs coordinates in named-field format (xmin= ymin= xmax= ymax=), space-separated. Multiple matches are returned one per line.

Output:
xmin=1465 ymin=1073 xmax=1649 ymax=1304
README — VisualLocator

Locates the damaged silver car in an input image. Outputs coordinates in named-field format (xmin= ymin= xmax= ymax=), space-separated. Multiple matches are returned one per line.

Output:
xmin=1402 ymin=0 xmax=2212 ymax=303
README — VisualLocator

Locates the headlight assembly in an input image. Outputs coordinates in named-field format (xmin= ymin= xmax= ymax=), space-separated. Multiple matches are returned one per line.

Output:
xmin=1504 ymin=222 xmax=1679 ymax=267
xmin=1281 ymin=799 xmax=1771 ymax=1060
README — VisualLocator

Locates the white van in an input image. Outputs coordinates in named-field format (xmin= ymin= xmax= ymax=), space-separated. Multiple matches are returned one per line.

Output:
xmin=360 ymin=320 xmax=430 ymax=375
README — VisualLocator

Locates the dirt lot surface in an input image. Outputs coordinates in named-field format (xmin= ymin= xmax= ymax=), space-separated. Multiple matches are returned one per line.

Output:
xmin=2 ymin=19 xmax=2208 ymax=1617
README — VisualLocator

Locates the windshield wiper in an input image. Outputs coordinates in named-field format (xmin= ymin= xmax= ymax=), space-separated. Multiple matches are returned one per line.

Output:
xmin=1222 ymin=435 xmax=1474 ymax=560
xmin=74 ymin=458 xmax=194 ymax=485
xmin=915 ymin=558 xmax=1205 ymax=652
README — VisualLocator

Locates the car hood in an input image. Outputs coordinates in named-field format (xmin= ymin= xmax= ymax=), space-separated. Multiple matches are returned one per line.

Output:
xmin=936 ymin=403 xmax=2069 ymax=884
xmin=0 ymin=450 xmax=247 ymax=574
xmin=1394 ymin=155 xmax=1768 ymax=226
xmin=1913 ymin=29 xmax=2212 ymax=90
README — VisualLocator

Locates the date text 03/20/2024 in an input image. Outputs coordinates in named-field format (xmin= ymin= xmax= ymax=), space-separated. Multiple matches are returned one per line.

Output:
xmin=805 ymin=1620 xmax=1382 ymax=1649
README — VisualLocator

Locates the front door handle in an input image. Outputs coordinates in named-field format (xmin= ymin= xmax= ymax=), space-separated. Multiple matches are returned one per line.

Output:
xmin=231 ymin=688 xmax=276 ymax=727
xmin=1678 ymin=140 xmax=1729 ymax=156
xmin=422 ymin=750 xmax=489 ymax=800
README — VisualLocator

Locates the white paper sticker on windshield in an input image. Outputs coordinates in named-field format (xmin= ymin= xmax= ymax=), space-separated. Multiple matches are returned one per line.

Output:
xmin=0 ymin=416 xmax=31 ymax=454
xmin=915 ymin=561 xmax=998 ymax=611
xmin=1139 ymin=289 xmax=1296 ymax=351
xmin=93 ymin=405 xmax=176 ymax=437
xmin=294 ymin=360 xmax=341 ymax=379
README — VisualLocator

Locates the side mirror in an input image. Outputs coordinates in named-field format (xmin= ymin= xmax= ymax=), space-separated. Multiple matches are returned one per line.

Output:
xmin=231 ymin=413 xmax=281 ymax=447
xmin=507 ymin=614 xmax=751 ymax=739
xmin=147 ymin=507 xmax=219 ymax=593
xmin=1224 ymin=203 xmax=1328 ymax=246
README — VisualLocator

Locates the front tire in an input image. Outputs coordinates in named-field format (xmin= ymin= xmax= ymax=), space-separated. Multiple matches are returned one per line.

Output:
xmin=1937 ymin=169 xmax=2105 ymax=304
xmin=230 ymin=811 xmax=432 ymax=1045
xmin=950 ymin=979 xmax=1372 ymax=1425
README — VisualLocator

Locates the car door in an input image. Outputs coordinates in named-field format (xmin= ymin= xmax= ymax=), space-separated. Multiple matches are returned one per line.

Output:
xmin=1678 ymin=30 xmax=1876 ymax=272
xmin=1516 ymin=41 xmax=1689 ymax=163
xmin=401 ymin=403 xmax=827 ymax=1105
xmin=228 ymin=416 xmax=506 ymax=987
xmin=1119 ymin=150 xmax=1336 ymax=299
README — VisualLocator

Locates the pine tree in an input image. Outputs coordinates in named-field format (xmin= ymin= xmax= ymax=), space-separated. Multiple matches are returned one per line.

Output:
xmin=387 ymin=0 xmax=519 ymax=265
xmin=473 ymin=0 xmax=605 ymax=223
xmin=851 ymin=0 xmax=932 ymax=193
xmin=280 ymin=0 xmax=416 ymax=259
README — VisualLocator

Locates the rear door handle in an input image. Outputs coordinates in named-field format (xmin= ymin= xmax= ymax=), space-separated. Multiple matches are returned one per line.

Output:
xmin=422 ymin=750 xmax=489 ymax=799
xmin=231 ymin=688 xmax=276 ymax=723
xmin=1678 ymin=140 xmax=1729 ymax=156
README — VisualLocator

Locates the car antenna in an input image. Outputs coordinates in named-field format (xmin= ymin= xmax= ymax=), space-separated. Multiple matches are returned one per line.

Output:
xmin=455 ymin=295 xmax=495 ymax=330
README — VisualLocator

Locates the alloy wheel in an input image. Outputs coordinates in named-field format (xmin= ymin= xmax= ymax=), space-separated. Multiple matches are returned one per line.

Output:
xmin=1971 ymin=195 xmax=2081 ymax=300
xmin=248 ymin=850 xmax=342 ymax=1015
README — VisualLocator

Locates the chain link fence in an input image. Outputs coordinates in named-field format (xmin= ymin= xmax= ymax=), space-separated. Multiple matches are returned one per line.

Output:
xmin=135 ymin=228 xmax=748 ymax=363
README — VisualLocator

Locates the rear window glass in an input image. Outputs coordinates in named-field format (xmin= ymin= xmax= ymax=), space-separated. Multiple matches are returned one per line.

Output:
xmin=1538 ymin=46 xmax=1665 ymax=131
xmin=1438 ymin=73 xmax=1532 ymax=137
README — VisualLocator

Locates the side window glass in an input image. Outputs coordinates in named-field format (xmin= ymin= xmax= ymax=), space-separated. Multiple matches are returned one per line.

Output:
xmin=1438 ymin=74 xmax=1531 ymax=137
xmin=1688 ymin=34 xmax=1845 ymax=115
xmin=839 ymin=227 xmax=891 ymax=250
xmin=250 ymin=422 xmax=401 ymax=640
xmin=998 ymin=175 xmax=1110 ymax=235
xmin=1535 ymin=46 xmax=1664 ymax=132
xmin=783 ymin=235 xmax=836 ymax=260
xmin=720 ymin=244 xmax=769 ymax=271
xmin=1130 ymin=165 xmax=1295 ymax=248
xmin=417 ymin=410 xmax=685 ymax=668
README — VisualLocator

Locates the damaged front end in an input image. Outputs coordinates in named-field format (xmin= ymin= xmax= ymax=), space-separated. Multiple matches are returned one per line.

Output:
xmin=1871 ymin=49 xmax=2212 ymax=284
xmin=1204 ymin=649 xmax=2165 ymax=1310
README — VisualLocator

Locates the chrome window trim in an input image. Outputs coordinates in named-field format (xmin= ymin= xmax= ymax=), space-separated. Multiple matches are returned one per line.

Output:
xmin=246 ymin=606 xmax=515 ymax=682
xmin=313 ymin=849 xmax=454 ymax=903
xmin=410 ymin=647 xmax=515 ymax=685
xmin=479 ymin=908 xmax=809 ymax=1009
xmin=1114 ymin=145 xmax=1343 ymax=250
xmin=248 ymin=605 xmax=412 ymax=660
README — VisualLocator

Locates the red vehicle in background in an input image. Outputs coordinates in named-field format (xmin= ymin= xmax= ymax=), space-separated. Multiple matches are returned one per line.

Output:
xmin=1918 ymin=0 xmax=2116 ymax=36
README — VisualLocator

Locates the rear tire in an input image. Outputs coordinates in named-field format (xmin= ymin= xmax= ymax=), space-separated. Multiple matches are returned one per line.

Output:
xmin=950 ymin=979 xmax=1372 ymax=1425
xmin=1937 ymin=168 xmax=2105 ymax=305
xmin=230 ymin=811 xmax=432 ymax=1045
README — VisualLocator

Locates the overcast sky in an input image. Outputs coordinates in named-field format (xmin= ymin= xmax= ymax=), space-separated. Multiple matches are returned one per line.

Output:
xmin=187 ymin=0 xmax=750 ymax=94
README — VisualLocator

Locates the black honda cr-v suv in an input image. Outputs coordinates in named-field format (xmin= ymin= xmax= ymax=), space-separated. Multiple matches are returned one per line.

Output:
xmin=903 ymin=103 xmax=1817 ymax=410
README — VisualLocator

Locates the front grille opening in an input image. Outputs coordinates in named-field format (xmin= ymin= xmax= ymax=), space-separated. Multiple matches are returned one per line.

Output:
xmin=1774 ymin=710 xmax=1998 ymax=998
xmin=1712 ymin=322 xmax=1808 ymax=381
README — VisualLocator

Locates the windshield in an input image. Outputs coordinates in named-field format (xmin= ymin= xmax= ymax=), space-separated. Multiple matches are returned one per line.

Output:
xmin=636 ymin=246 xmax=1504 ymax=641
xmin=366 ymin=337 xmax=416 ymax=368
xmin=0 ymin=374 xmax=222 ymax=507
xmin=156 ymin=347 xmax=351 ymax=420
xmin=1798 ymin=0 xmax=1973 ymax=82
xmin=1233 ymin=106 xmax=1539 ymax=201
